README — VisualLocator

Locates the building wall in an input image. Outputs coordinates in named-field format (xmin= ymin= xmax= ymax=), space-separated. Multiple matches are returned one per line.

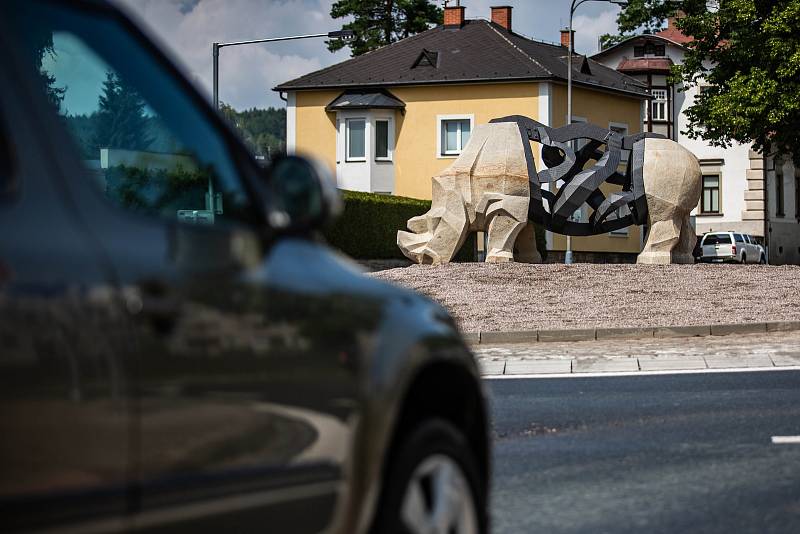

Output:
xmin=549 ymin=83 xmax=645 ymax=253
xmin=293 ymin=90 xmax=340 ymax=173
xmin=766 ymin=157 xmax=800 ymax=264
xmin=389 ymin=82 xmax=541 ymax=199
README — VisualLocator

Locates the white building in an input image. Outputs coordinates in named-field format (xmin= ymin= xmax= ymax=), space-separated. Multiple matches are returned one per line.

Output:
xmin=592 ymin=18 xmax=800 ymax=264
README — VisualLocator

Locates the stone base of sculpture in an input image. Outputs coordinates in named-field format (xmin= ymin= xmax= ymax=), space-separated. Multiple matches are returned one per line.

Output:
xmin=398 ymin=122 xmax=532 ymax=265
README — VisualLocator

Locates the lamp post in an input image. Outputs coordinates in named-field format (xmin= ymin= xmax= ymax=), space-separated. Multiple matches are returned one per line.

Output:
xmin=212 ymin=30 xmax=354 ymax=109
xmin=565 ymin=0 xmax=627 ymax=264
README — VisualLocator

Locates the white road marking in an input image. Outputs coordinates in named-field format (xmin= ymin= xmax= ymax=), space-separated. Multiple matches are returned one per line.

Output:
xmin=771 ymin=436 xmax=800 ymax=444
xmin=483 ymin=365 xmax=800 ymax=380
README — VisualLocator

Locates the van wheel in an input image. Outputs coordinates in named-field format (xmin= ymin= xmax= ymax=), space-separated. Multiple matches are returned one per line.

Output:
xmin=371 ymin=419 xmax=486 ymax=534
xmin=741 ymin=253 xmax=747 ymax=264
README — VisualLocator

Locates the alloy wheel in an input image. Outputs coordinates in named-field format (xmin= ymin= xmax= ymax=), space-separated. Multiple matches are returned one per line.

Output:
xmin=400 ymin=454 xmax=479 ymax=534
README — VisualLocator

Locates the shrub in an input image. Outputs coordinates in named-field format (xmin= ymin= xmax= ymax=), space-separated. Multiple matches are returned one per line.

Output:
xmin=324 ymin=190 xmax=547 ymax=261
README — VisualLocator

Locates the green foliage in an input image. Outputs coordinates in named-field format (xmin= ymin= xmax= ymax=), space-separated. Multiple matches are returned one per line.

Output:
xmin=104 ymin=164 xmax=208 ymax=216
xmin=675 ymin=0 xmax=800 ymax=160
xmin=328 ymin=0 xmax=442 ymax=57
xmin=93 ymin=71 xmax=153 ymax=151
xmin=219 ymin=103 xmax=286 ymax=158
xmin=324 ymin=190 xmax=475 ymax=260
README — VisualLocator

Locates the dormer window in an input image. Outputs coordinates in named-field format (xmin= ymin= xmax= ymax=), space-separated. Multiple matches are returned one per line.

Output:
xmin=412 ymin=49 xmax=439 ymax=69
xmin=634 ymin=42 xmax=666 ymax=57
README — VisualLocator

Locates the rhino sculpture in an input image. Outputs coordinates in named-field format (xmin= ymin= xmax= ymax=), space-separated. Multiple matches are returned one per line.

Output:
xmin=397 ymin=116 xmax=701 ymax=265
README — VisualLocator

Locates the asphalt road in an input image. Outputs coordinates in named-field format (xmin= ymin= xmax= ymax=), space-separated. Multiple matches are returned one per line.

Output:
xmin=488 ymin=370 xmax=800 ymax=534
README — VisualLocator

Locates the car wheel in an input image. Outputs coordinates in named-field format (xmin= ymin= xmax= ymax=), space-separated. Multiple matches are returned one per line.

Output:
xmin=371 ymin=419 xmax=486 ymax=534
xmin=741 ymin=253 xmax=747 ymax=264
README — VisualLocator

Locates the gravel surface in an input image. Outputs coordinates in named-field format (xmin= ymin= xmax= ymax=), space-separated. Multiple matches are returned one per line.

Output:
xmin=371 ymin=263 xmax=800 ymax=333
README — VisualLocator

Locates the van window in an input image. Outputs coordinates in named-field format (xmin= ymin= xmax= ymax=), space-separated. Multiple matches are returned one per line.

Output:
xmin=703 ymin=234 xmax=731 ymax=245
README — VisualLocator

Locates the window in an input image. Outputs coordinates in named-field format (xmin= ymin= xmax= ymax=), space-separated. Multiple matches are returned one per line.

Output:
xmin=651 ymin=89 xmax=667 ymax=121
xmin=703 ymin=233 xmax=731 ymax=245
xmin=776 ymin=165 xmax=784 ymax=216
xmin=375 ymin=119 xmax=390 ymax=161
xmin=439 ymin=117 xmax=471 ymax=156
xmin=346 ymin=118 xmax=366 ymax=161
xmin=634 ymin=46 xmax=644 ymax=58
xmin=13 ymin=3 xmax=258 ymax=226
xmin=701 ymin=175 xmax=720 ymax=213
xmin=734 ymin=233 xmax=745 ymax=243
xmin=655 ymin=45 xmax=666 ymax=56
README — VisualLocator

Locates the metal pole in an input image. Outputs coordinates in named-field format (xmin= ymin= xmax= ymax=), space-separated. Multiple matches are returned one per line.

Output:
xmin=212 ymin=42 xmax=219 ymax=109
xmin=565 ymin=1 xmax=575 ymax=265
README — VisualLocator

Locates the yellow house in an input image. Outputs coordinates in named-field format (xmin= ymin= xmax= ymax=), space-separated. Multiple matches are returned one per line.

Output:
xmin=274 ymin=5 xmax=650 ymax=259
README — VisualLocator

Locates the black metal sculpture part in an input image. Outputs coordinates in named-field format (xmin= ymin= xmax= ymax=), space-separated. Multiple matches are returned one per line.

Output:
xmin=490 ymin=115 xmax=665 ymax=237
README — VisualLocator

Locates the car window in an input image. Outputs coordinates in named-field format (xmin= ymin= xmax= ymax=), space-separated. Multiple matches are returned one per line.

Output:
xmin=7 ymin=2 xmax=259 ymax=226
xmin=734 ymin=233 xmax=745 ymax=243
xmin=703 ymin=234 xmax=731 ymax=245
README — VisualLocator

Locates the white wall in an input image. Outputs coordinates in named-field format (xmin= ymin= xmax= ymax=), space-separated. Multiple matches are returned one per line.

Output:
xmin=335 ymin=109 xmax=396 ymax=194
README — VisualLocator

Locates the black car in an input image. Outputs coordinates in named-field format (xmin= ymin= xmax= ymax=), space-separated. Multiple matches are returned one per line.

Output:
xmin=0 ymin=1 xmax=489 ymax=532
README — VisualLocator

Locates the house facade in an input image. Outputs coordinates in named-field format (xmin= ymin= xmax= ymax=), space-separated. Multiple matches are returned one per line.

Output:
xmin=276 ymin=5 xmax=651 ymax=259
xmin=592 ymin=17 xmax=800 ymax=264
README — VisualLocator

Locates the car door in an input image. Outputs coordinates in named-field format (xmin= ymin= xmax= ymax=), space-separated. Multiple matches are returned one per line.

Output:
xmin=0 ymin=26 xmax=133 ymax=532
xmin=6 ymin=2 xmax=366 ymax=532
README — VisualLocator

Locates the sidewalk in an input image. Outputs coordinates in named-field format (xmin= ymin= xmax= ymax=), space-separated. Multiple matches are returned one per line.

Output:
xmin=475 ymin=329 xmax=800 ymax=377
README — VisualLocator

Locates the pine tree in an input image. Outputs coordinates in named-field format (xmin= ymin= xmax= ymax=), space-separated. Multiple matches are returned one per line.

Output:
xmin=328 ymin=0 xmax=442 ymax=56
xmin=93 ymin=71 xmax=153 ymax=151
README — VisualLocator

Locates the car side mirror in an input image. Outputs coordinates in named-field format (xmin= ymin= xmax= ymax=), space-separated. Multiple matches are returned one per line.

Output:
xmin=264 ymin=155 xmax=342 ymax=232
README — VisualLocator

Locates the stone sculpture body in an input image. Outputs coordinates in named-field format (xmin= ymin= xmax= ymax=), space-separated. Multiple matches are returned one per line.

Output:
xmin=397 ymin=116 xmax=701 ymax=265
xmin=397 ymin=122 xmax=536 ymax=264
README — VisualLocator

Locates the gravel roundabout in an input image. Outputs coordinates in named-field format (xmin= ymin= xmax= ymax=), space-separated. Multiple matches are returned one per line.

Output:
xmin=371 ymin=263 xmax=800 ymax=333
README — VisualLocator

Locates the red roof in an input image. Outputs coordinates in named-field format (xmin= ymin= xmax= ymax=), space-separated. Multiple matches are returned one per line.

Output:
xmin=656 ymin=26 xmax=693 ymax=45
xmin=617 ymin=57 xmax=673 ymax=73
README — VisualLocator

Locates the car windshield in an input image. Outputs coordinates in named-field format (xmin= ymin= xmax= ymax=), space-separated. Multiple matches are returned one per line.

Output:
xmin=703 ymin=234 xmax=732 ymax=245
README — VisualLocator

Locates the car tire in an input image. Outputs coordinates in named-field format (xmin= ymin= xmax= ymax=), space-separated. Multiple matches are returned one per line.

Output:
xmin=370 ymin=419 xmax=487 ymax=534
xmin=760 ymin=255 xmax=767 ymax=264
xmin=741 ymin=253 xmax=747 ymax=264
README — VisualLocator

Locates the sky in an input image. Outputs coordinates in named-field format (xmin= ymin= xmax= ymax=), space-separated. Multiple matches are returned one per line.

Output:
xmin=107 ymin=0 xmax=625 ymax=110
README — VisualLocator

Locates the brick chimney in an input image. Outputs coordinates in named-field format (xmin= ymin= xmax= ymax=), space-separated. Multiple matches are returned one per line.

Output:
xmin=491 ymin=6 xmax=512 ymax=31
xmin=444 ymin=4 xmax=466 ymax=28
xmin=560 ymin=28 xmax=574 ymax=51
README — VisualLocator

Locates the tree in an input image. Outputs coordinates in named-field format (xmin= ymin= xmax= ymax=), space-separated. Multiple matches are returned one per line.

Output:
xmin=328 ymin=0 xmax=442 ymax=57
xmin=599 ymin=0 xmax=678 ymax=49
xmin=604 ymin=0 xmax=800 ymax=160
xmin=93 ymin=71 xmax=153 ymax=151
xmin=219 ymin=103 xmax=286 ymax=158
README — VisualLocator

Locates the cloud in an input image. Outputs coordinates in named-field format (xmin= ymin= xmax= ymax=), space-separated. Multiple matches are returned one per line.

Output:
xmin=572 ymin=9 xmax=620 ymax=55
xmin=114 ymin=0 xmax=623 ymax=109
xmin=115 ymin=0 xmax=349 ymax=108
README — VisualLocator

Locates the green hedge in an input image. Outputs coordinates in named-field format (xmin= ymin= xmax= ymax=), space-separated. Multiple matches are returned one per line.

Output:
xmin=324 ymin=190 xmax=547 ymax=261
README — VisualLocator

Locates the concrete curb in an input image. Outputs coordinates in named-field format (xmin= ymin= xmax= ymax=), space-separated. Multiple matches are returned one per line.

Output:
xmin=469 ymin=320 xmax=800 ymax=345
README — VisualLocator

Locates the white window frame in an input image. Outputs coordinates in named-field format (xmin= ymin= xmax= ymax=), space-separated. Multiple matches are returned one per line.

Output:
xmin=651 ymin=89 xmax=667 ymax=121
xmin=374 ymin=117 xmax=394 ymax=162
xmin=436 ymin=114 xmax=474 ymax=159
xmin=345 ymin=117 xmax=367 ymax=162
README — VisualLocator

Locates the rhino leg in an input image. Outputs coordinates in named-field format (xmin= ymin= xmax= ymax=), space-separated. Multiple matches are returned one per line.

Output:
xmin=478 ymin=194 xmax=529 ymax=263
xmin=513 ymin=222 xmax=542 ymax=264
